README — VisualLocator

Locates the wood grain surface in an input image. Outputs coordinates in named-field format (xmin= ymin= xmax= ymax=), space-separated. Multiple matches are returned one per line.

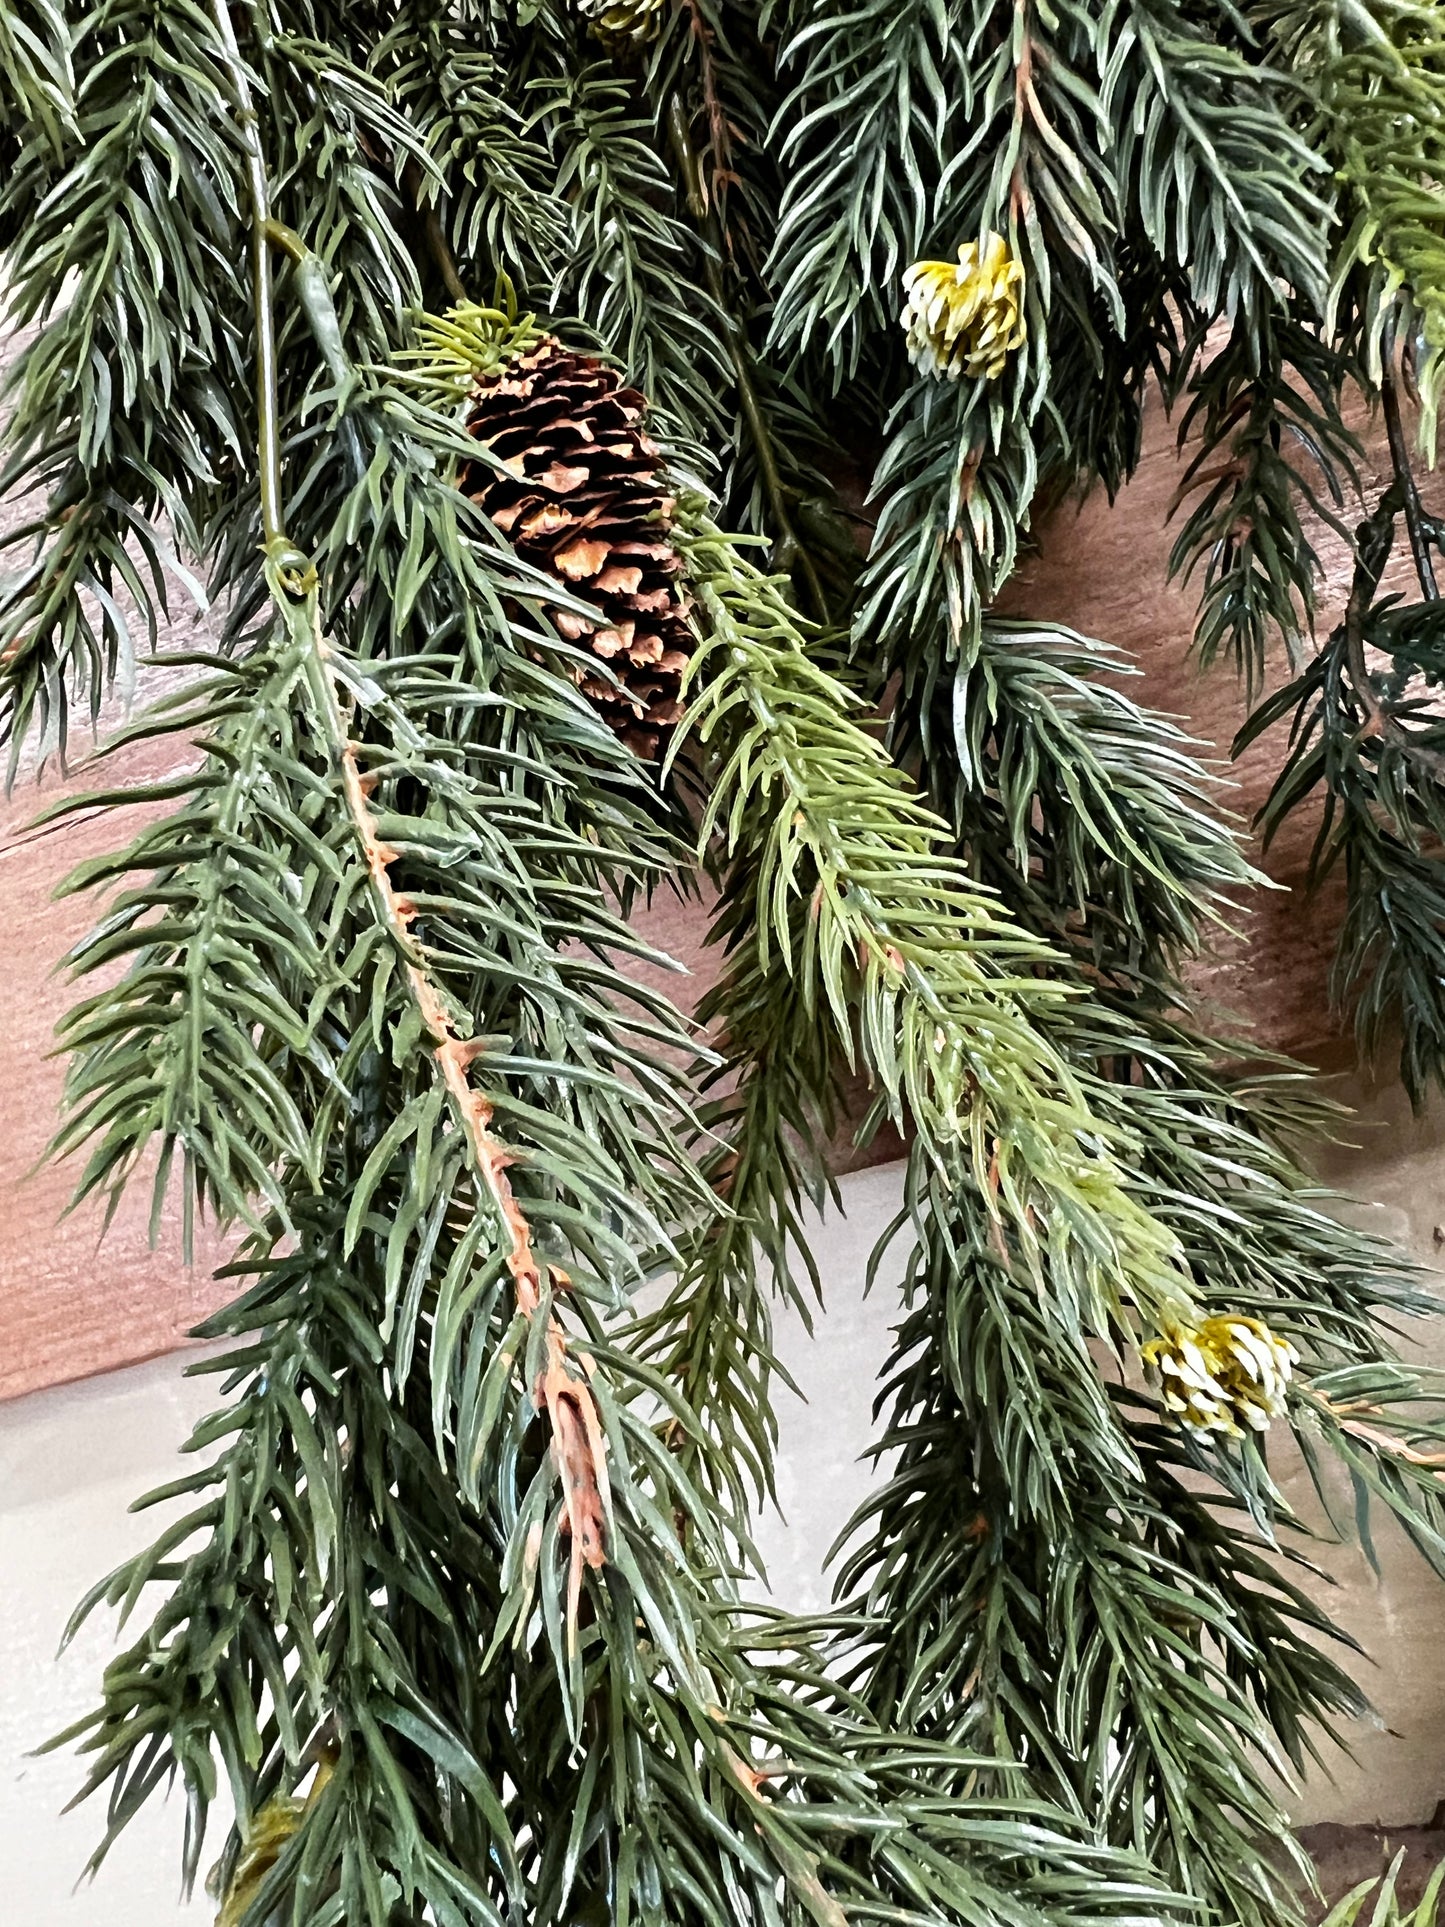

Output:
xmin=1 ymin=383 xmax=1427 ymax=1398
xmin=0 ymin=723 xmax=229 ymax=1398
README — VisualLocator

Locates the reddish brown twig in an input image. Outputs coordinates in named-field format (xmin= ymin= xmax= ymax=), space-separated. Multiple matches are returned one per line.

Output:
xmin=329 ymin=652 xmax=609 ymax=1643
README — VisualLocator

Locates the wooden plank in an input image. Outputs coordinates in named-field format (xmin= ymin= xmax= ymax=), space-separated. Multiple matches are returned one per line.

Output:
xmin=0 ymin=726 xmax=229 ymax=1399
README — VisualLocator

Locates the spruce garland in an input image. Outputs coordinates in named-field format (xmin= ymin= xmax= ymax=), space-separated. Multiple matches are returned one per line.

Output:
xmin=6 ymin=4 xmax=1445 ymax=1926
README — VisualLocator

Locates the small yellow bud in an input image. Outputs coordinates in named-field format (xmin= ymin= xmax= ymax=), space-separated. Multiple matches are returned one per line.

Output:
xmin=581 ymin=0 xmax=666 ymax=52
xmin=212 ymin=1752 xmax=337 ymax=1926
xmin=1141 ymin=1314 xmax=1298 ymax=1439
xmin=214 ymin=1796 xmax=305 ymax=1926
xmin=900 ymin=234 xmax=1027 ymax=382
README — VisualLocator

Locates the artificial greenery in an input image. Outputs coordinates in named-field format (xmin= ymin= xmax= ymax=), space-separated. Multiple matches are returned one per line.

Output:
xmin=1318 ymin=1850 xmax=1445 ymax=1927
xmin=9 ymin=3 xmax=1445 ymax=1925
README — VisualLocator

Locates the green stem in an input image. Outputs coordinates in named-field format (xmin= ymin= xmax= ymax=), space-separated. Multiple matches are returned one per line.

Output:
xmin=403 ymin=156 xmax=469 ymax=305
xmin=264 ymin=218 xmax=306 ymax=265
xmin=1381 ymin=329 xmax=1438 ymax=602
xmin=210 ymin=0 xmax=285 ymax=552
xmin=665 ymin=94 xmax=827 ymax=621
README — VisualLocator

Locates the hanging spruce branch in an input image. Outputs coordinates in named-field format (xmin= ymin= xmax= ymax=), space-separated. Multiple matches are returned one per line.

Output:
xmin=671 ymin=513 xmax=1445 ymax=1927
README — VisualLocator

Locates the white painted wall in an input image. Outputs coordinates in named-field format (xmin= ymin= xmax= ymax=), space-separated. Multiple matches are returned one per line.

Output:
xmin=5 ymin=1156 xmax=1445 ymax=1920
xmin=1 ymin=1353 xmax=230 ymax=1920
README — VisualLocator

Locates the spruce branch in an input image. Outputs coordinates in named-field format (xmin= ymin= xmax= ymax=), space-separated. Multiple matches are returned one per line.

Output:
xmin=372 ymin=3 xmax=570 ymax=299
xmin=0 ymin=0 xmax=249 ymax=773
xmin=612 ymin=10 xmax=847 ymax=605
xmin=1380 ymin=328 xmax=1440 ymax=599
xmin=211 ymin=0 xmax=283 ymax=551
xmin=831 ymin=1160 xmax=1349 ymax=1927
xmin=1036 ymin=239 xmax=1194 ymax=500
xmin=828 ymin=1017 xmax=1445 ymax=1926
xmin=16 ymin=7 xmax=1445 ymax=1922
xmin=57 ymin=608 xmax=1184 ymax=1927
xmin=24 ymin=16 xmax=1211 ymax=1926
xmin=218 ymin=62 xmax=702 ymax=1649
xmin=1239 ymin=488 xmax=1445 ymax=1104
xmin=630 ymin=855 xmax=840 ymax=1518
xmin=1269 ymin=0 xmax=1445 ymax=456
xmin=535 ymin=65 xmax=734 ymax=454
xmin=920 ymin=616 xmax=1259 ymax=983
xmin=1168 ymin=314 xmax=1361 ymax=689
xmin=837 ymin=599 xmax=1445 ymax=1927
xmin=36 ymin=18 xmax=746 ymax=1907
xmin=650 ymin=0 xmax=755 ymax=240
xmin=944 ymin=0 xmax=1121 ymax=391
xmin=1105 ymin=0 xmax=1331 ymax=323
xmin=0 ymin=0 xmax=72 ymax=174
xmin=311 ymin=599 xmax=613 ymax=1640
xmin=1300 ymin=1368 xmax=1445 ymax=1576
xmin=857 ymin=378 xmax=1035 ymax=687
xmin=765 ymin=0 xmax=963 ymax=378
xmin=676 ymin=510 xmax=1196 ymax=1341
xmin=639 ymin=511 xmax=1396 ymax=1927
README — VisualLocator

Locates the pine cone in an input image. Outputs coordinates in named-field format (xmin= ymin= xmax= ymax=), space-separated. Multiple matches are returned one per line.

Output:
xmin=459 ymin=342 xmax=693 ymax=760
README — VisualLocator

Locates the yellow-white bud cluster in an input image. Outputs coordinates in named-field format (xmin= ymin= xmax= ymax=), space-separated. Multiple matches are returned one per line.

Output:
xmin=900 ymin=234 xmax=1026 ymax=382
xmin=581 ymin=0 xmax=665 ymax=52
xmin=1141 ymin=1314 xmax=1298 ymax=1438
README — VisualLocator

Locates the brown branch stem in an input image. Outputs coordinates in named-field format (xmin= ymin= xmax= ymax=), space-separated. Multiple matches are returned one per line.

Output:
xmin=305 ymin=620 xmax=610 ymax=1637
xmin=681 ymin=0 xmax=739 ymax=228
xmin=1309 ymin=1388 xmax=1445 ymax=1476
xmin=403 ymin=157 xmax=468 ymax=305
xmin=1009 ymin=0 xmax=1034 ymax=220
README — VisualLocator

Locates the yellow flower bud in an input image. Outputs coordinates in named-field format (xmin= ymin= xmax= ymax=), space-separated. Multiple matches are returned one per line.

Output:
xmin=1140 ymin=1314 xmax=1298 ymax=1439
xmin=582 ymin=0 xmax=666 ymax=52
xmin=212 ymin=1751 xmax=337 ymax=1925
xmin=214 ymin=1796 xmax=305 ymax=1927
xmin=900 ymin=234 xmax=1027 ymax=382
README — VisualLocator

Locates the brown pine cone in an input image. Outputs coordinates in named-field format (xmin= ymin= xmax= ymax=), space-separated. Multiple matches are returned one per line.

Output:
xmin=458 ymin=341 xmax=693 ymax=761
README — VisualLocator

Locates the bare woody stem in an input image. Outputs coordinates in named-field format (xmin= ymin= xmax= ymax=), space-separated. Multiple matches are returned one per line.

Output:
xmin=300 ymin=619 xmax=610 ymax=1635
xmin=1306 ymin=1387 xmax=1445 ymax=1477
xmin=403 ymin=156 xmax=469 ymax=305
